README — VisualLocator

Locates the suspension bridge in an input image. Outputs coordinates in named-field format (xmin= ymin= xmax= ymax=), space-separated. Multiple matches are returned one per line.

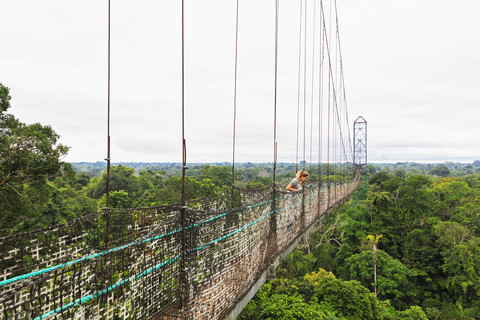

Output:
xmin=1 ymin=0 xmax=367 ymax=319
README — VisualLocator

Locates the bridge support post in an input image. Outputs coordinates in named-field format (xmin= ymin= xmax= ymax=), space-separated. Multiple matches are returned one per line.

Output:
xmin=179 ymin=205 xmax=189 ymax=317
xmin=265 ymin=164 xmax=278 ymax=280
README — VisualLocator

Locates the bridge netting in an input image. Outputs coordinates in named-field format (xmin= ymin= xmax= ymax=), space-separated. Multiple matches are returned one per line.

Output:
xmin=0 ymin=179 xmax=358 ymax=320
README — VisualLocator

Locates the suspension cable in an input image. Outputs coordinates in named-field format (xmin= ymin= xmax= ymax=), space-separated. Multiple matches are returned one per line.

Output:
xmin=309 ymin=0 xmax=317 ymax=173
xmin=320 ymin=0 xmax=349 ymax=180
xmin=334 ymin=0 xmax=353 ymax=163
xmin=105 ymin=0 xmax=111 ymax=245
xmin=181 ymin=0 xmax=187 ymax=207
xmin=180 ymin=0 xmax=188 ymax=311
xmin=295 ymin=0 xmax=303 ymax=173
xmin=232 ymin=0 xmax=239 ymax=190
xmin=273 ymin=0 xmax=279 ymax=188
xmin=303 ymin=0 xmax=307 ymax=170
xmin=319 ymin=0 xmax=325 ymax=182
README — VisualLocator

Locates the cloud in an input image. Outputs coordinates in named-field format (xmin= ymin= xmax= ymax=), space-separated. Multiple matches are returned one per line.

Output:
xmin=1 ymin=0 xmax=479 ymax=164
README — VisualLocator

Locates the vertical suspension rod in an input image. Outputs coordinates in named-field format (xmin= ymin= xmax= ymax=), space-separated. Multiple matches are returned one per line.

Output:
xmin=309 ymin=0 xmax=316 ymax=173
xmin=180 ymin=0 xmax=188 ymax=313
xmin=303 ymin=0 xmax=307 ymax=170
xmin=295 ymin=0 xmax=303 ymax=173
xmin=232 ymin=0 xmax=239 ymax=193
xmin=273 ymin=0 xmax=279 ymax=190
xmin=105 ymin=0 xmax=111 ymax=246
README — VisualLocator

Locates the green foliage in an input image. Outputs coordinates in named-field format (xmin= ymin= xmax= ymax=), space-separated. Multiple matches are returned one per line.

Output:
xmin=312 ymin=277 xmax=380 ymax=320
xmin=369 ymin=171 xmax=392 ymax=187
xmin=430 ymin=178 xmax=474 ymax=219
xmin=0 ymin=83 xmax=12 ymax=112
xmin=248 ymin=167 xmax=480 ymax=318
xmin=345 ymin=250 xmax=415 ymax=309
xmin=430 ymin=164 xmax=451 ymax=177
xmin=0 ymin=83 xmax=70 ymax=233
xmin=240 ymin=271 xmax=382 ymax=320
xmin=277 ymin=249 xmax=317 ymax=279
xmin=243 ymin=293 xmax=328 ymax=320
xmin=98 ymin=190 xmax=133 ymax=208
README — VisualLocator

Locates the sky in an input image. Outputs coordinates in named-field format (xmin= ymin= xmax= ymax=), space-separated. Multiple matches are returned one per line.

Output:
xmin=1 ymin=0 xmax=479 ymax=164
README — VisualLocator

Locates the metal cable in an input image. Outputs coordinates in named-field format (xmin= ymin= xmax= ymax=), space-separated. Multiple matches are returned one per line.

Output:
xmin=309 ymin=0 xmax=317 ymax=172
xmin=295 ymin=0 xmax=303 ymax=173
xmin=273 ymin=0 xmax=279 ymax=189
xmin=105 ymin=0 xmax=112 ymax=245
xmin=303 ymin=0 xmax=307 ymax=170
xmin=232 ymin=0 xmax=239 ymax=189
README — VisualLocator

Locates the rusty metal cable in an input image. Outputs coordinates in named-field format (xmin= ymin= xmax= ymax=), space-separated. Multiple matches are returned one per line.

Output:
xmin=273 ymin=0 xmax=279 ymax=189
xmin=105 ymin=0 xmax=111 ymax=245
xmin=309 ymin=0 xmax=317 ymax=172
xmin=295 ymin=0 xmax=303 ymax=173
xmin=180 ymin=0 xmax=188 ymax=311
xmin=303 ymin=0 xmax=307 ymax=170
xmin=181 ymin=0 xmax=186 ymax=208
xmin=232 ymin=0 xmax=239 ymax=190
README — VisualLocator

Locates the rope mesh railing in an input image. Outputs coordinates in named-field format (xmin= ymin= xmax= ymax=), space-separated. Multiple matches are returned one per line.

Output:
xmin=0 ymin=179 xmax=359 ymax=320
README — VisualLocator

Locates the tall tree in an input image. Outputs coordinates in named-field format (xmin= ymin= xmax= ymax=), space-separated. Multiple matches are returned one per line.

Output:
xmin=0 ymin=83 xmax=69 ymax=233
xmin=367 ymin=234 xmax=382 ymax=297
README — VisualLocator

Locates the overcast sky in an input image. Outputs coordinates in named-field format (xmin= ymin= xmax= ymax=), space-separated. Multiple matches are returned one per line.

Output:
xmin=1 ymin=0 xmax=479 ymax=164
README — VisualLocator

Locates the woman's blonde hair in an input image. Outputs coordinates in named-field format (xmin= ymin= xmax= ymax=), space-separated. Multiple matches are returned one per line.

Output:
xmin=296 ymin=170 xmax=310 ymax=180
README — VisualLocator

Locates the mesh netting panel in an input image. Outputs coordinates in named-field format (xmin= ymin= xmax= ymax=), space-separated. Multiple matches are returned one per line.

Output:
xmin=0 ymin=180 xmax=359 ymax=320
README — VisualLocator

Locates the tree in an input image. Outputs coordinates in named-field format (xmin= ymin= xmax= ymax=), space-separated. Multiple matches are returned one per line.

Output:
xmin=345 ymin=250 xmax=415 ymax=309
xmin=430 ymin=165 xmax=451 ymax=177
xmin=369 ymin=172 xmax=392 ymax=187
xmin=434 ymin=221 xmax=480 ymax=303
xmin=366 ymin=234 xmax=382 ymax=297
xmin=240 ymin=270 xmax=382 ymax=320
xmin=86 ymin=165 xmax=140 ymax=199
xmin=0 ymin=83 xmax=69 ymax=233
xmin=311 ymin=276 xmax=380 ymax=320
xmin=430 ymin=178 xmax=474 ymax=220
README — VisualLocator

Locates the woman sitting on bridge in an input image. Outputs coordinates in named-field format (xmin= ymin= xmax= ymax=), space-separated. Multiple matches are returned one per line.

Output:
xmin=286 ymin=170 xmax=310 ymax=192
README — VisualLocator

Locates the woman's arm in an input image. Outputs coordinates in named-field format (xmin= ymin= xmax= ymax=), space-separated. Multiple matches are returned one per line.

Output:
xmin=286 ymin=183 xmax=300 ymax=192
